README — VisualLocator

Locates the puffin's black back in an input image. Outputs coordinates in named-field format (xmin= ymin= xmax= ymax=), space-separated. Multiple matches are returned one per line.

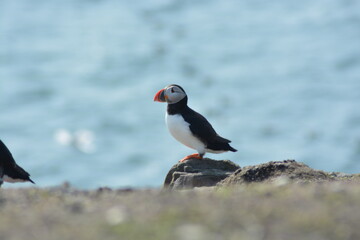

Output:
xmin=0 ymin=140 xmax=34 ymax=183
xmin=168 ymin=98 xmax=237 ymax=152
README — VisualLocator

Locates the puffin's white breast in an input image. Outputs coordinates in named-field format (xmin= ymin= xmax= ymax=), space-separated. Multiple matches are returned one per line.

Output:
xmin=165 ymin=113 xmax=205 ymax=153
xmin=3 ymin=175 xmax=26 ymax=183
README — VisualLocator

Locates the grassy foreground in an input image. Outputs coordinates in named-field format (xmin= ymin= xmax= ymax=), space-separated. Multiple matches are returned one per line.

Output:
xmin=1 ymin=182 xmax=360 ymax=240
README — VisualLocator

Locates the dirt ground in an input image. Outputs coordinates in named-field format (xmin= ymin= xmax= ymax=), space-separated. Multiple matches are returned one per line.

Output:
xmin=1 ymin=181 xmax=360 ymax=240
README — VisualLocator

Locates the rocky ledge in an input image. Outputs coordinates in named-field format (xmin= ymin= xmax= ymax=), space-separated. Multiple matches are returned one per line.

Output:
xmin=164 ymin=159 xmax=360 ymax=189
xmin=1 ymin=159 xmax=360 ymax=240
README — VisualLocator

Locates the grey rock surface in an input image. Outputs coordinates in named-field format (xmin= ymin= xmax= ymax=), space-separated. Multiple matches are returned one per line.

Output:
xmin=164 ymin=158 xmax=240 ymax=189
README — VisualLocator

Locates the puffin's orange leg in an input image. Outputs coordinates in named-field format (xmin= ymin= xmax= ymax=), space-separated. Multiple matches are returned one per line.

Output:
xmin=179 ymin=153 xmax=202 ymax=162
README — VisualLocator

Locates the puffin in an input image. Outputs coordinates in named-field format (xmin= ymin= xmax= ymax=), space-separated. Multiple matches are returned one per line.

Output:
xmin=0 ymin=140 xmax=35 ymax=186
xmin=154 ymin=84 xmax=237 ymax=162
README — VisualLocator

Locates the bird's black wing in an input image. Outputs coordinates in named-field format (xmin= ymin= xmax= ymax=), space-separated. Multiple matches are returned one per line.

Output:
xmin=182 ymin=108 xmax=231 ymax=144
xmin=0 ymin=140 xmax=17 ymax=167
xmin=182 ymin=108 xmax=237 ymax=152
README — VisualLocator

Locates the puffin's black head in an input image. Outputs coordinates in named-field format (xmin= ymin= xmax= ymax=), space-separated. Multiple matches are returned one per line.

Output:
xmin=154 ymin=84 xmax=187 ymax=104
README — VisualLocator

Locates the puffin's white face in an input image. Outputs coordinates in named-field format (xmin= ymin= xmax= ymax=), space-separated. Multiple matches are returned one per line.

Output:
xmin=163 ymin=85 xmax=187 ymax=104
xmin=154 ymin=85 xmax=187 ymax=104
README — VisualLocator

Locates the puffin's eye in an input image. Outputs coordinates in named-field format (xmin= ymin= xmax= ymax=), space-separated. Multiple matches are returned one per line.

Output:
xmin=171 ymin=88 xmax=175 ymax=93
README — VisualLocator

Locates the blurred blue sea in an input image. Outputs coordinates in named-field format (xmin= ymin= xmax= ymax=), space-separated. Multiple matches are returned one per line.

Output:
xmin=1 ymin=0 xmax=360 ymax=188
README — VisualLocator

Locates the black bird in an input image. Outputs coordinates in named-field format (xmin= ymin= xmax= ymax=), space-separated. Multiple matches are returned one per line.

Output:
xmin=0 ymin=140 xmax=34 ymax=186
xmin=154 ymin=84 xmax=237 ymax=162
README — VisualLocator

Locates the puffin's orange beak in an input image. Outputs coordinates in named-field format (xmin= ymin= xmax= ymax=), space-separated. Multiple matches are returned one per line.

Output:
xmin=154 ymin=89 xmax=166 ymax=102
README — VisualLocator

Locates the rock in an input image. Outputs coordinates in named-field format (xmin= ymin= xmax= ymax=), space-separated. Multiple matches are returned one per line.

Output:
xmin=163 ymin=158 xmax=240 ymax=190
xmin=219 ymin=160 xmax=335 ymax=187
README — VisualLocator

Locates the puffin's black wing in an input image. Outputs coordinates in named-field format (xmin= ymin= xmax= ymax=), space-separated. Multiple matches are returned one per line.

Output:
xmin=182 ymin=108 xmax=237 ymax=152
xmin=0 ymin=140 xmax=17 ymax=166
xmin=0 ymin=140 xmax=35 ymax=183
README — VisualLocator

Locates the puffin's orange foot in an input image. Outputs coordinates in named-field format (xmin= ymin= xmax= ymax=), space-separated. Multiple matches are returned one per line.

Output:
xmin=179 ymin=153 xmax=202 ymax=162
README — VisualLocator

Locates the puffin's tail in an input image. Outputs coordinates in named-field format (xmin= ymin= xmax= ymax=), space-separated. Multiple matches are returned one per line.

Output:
xmin=28 ymin=177 xmax=35 ymax=184
xmin=6 ymin=164 xmax=35 ymax=184
xmin=209 ymin=136 xmax=238 ymax=152
xmin=228 ymin=145 xmax=237 ymax=152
